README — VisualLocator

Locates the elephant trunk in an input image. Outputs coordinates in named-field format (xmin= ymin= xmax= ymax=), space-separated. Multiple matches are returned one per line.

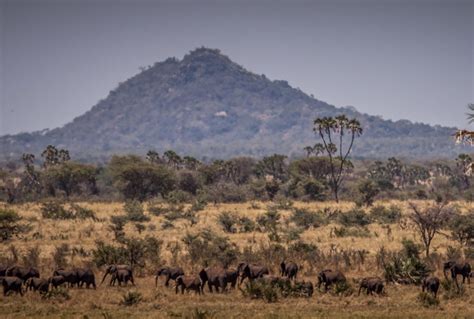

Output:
xmin=100 ymin=271 xmax=109 ymax=285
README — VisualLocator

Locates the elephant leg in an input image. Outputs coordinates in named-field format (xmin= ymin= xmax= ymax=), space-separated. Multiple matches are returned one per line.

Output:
xmin=208 ymin=282 xmax=213 ymax=293
xmin=165 ymin=276 xmax=170 ymax=287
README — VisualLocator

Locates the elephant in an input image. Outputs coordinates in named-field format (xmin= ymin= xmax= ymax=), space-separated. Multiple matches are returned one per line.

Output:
xmin=175 ymin=275 xmax=203 ymax=295
xmin=422 ymin=276 xmax=440 ymax=298
xmin=101 ymin=264 xmax=134 ymax=286
xmin=237 ymin=262 xmax=269 ymax=284
xmin=199 ymin=267 xmax=227 ymax=293
xmin=1 ymin=276 xmax=23 ymax=296
xmin=25 ymin=277 xmax=49 ymax=294
xmin=111 ymin=269 xmax=133 ymax=286
xmin=225 ymin=268 xmax=239 ymax=289
xmin=358 ymin=277 xmax=384 ymax=296
xmin=280 ymin=261 xmax=298 ymax=280
xmin=53 ymin=269 xmax=79 ymax=287
xmin=155 ymin=266 xmax=184 ymax=287
xmin=6 ymin=266 xmax=40 ymax=282
xmin=443 ymin=261 xmax=471 ymax=288
xmin=317 ymin=269 xmax=346 ymax=292
xmin=49 ymin=275 xmax=67 ymax=289
xmin=0 ymin=265 xmax=8 ymax=276
xmin=75 ymin=268 xmax=96 ymax=289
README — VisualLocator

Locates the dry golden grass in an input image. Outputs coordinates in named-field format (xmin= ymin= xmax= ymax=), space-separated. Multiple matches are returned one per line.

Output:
xmin=0 ymin=200 xmax=473 ymax=318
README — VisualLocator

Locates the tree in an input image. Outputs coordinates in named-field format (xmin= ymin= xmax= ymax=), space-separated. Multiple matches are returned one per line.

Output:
xmin=255 ymin=154 xmax=288 ymax=182
xmin=408 ymin=202 xmax=452 ymax=257
xmin=449 ymin=211 xmax=474 ymax=247
xmin=41 ymin=145 xmax=70 ymax=168
xmin=108 ymin=155 xmax=176 ymax=201
xmin=357 ymin=180 xmax=380 ymax=207
xmin=163 ymin=150 xmax=182 ymax=169
xmin=43 ymin=162 xmax=98 ymax=197
xmin=313 ymin=115 xmax=363 ymax=201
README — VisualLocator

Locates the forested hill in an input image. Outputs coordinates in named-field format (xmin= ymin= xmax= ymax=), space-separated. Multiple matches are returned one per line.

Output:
xmin=0 ymin=48 xmax=467 ymax=161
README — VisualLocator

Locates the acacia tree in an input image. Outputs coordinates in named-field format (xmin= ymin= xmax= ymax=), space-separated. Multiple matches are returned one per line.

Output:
xmin=408 ymin=202 xmax=452 ymax=258
xmin=313 ymin=115 xmax=363 ymax=202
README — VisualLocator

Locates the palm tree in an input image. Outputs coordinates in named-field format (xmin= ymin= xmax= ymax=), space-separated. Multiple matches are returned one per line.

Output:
xmin=313 ymin=115 xmax=363 ymax=202
xmin=467 ymin=103 xmax=474 ymax=123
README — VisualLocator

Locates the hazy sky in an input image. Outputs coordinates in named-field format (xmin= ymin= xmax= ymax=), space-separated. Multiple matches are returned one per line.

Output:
xmin=1 ymin=0 xmax=473 ymax=135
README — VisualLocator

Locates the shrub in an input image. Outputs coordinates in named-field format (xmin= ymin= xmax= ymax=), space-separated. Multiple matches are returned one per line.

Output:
xmin=239 ymin=217 xmax=256 ymax=233
xmin=380 ymin=239 xmax=430 ymax=284
xmin=356 ymin=179 xmax=380 ymax=207
xmin=256 ymin=207 xmax=281 ymax=232
xmin=42 ymin=287 xmax=71 ymax=301
xmin=333 ymin=226 xmax=371 ymax=238
xmin=369 ymin=205 xmax=401 ymax=224
xmin=92 ymin=241 xmax=128 ymax=267
xmin=417 ymin=292 xmax=439 ymax=307
xmin=290 ymin=208 xmax=326 ymax=229
xmin=120 ymin=291 xmax=142 ymax=306
xmin=124 ymin=201 xmax=150 ymax=222
xmin=0 ymin=207 xmax=28 ymax=241
xmin=70 ymin=204 xmax=98 ymax=220
xmin=40 ymin=201 xmax=74 ymax=219
xmin=40 ymin=201 xmax=97 ymax=220
xmin=240 ymin=281 xmax=278 ymax=303
xmin=109 ymin=215 xmax=128 ymax=241
xmin=441 ymin=279 xmax=467 ymax=300
xmin=182 ymin=229 xmax=238 ymax=268
xmin=218 ymin=211 xmax=238 ymax=233
xmin=52 ymin=244 xmax=70 ymax=268
xmin=22 ymin=246 xmax=41 ymax=268
xmin=338 ymin=208 xmax=371 ymax=227
xmin=333 ymin=281 xmax=354 ymax=296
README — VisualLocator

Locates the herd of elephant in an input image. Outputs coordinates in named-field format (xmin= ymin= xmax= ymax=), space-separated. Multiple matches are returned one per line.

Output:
xmin=0 ymin=260 xmax=471 ymax=299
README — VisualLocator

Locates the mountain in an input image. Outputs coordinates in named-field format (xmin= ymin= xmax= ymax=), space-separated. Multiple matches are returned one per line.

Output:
xmin=0 ymin=48 xmax=467 ymax=161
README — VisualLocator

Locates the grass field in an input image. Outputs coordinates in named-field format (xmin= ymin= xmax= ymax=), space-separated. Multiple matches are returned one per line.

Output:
xmin=0 ymin=200 xmax=473 ymax=318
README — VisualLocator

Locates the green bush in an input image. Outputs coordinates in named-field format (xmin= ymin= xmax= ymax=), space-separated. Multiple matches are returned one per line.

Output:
xmin=124 ymin=201 xmax=150 ymax=222
xmin=333 ymin=226 xmax=371 ymax=238
xmin=120 ymin=291 xmax=142 ymax=306
xmin=240 ymin=281 xmax=278 ymax=303
xmin=417 ymin=292 xmax=439 ymax=307
xmin=338 ymin=208 xmax=371 ymax=227
xmin=42 ymin=287 xmax=71 ymax=301
xmin=0 ymin=207 xmax=28 ymax=241
xmin=218 ymin=211 xmax=238 ymax=233
xmin=379 ymin=239 xmax=430 ymax=284
xmin=238 ymin=216 xmax=256 ymax=233
xmin=369 ymin=205 xmax=401 ymax=224
xmin=441 ymin=279 xmax=467 ymax=300
xmin=182 ymin=229 xmax=238 ymax=268
xmin=290 ymin=208 xmax=326 ymax=229
xmin=40 ymin=201 xmax=74 ymax=219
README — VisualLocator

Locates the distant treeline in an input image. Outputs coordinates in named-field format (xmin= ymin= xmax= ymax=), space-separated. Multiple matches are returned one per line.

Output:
xmin=0 ymin=144 xmax=472 ymax=204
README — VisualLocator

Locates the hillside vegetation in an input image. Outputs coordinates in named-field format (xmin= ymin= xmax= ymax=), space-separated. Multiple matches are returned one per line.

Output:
xmin=0 ymin=48 xmax=467 ymax=160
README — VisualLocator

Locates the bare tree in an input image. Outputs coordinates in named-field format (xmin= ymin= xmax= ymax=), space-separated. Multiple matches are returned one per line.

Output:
xmin=408 ymin=202 xmax=453 ymax=258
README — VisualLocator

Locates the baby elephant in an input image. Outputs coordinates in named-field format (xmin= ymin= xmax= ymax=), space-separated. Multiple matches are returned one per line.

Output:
xmin=1 ymin=276 xmax=23 ymax=296
xmin=25 ymin=277 xmax=49 ymax=294
xmin=175 ymin=275 xmax=203 ymax=295
xmin=358 ymin=277 xmax=384 ymax=296
xmin=422 ymin=276 xmax=440 ymax=298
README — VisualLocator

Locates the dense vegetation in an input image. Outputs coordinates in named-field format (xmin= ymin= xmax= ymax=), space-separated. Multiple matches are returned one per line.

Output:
xmin=1 ymin=143 xmax=473 ymax=205
xmin=0 ymin=48 xmax=469 ymax=160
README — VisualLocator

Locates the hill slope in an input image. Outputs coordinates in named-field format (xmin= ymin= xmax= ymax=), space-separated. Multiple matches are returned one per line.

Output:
xmin=0 ymin=48 xmax=466 ymax=160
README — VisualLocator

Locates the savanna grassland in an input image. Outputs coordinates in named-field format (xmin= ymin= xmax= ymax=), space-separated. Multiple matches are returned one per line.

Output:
xmin=0 ymin=200 xmax=473 ymax=319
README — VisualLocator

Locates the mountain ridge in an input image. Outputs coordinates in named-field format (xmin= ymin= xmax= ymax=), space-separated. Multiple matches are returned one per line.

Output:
xmin=0 ymin=47 xmax=467 ymax=161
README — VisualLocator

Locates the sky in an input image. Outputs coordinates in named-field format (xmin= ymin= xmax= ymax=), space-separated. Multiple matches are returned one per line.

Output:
xmin=0 ymin=0 xmax=473 ymax=135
